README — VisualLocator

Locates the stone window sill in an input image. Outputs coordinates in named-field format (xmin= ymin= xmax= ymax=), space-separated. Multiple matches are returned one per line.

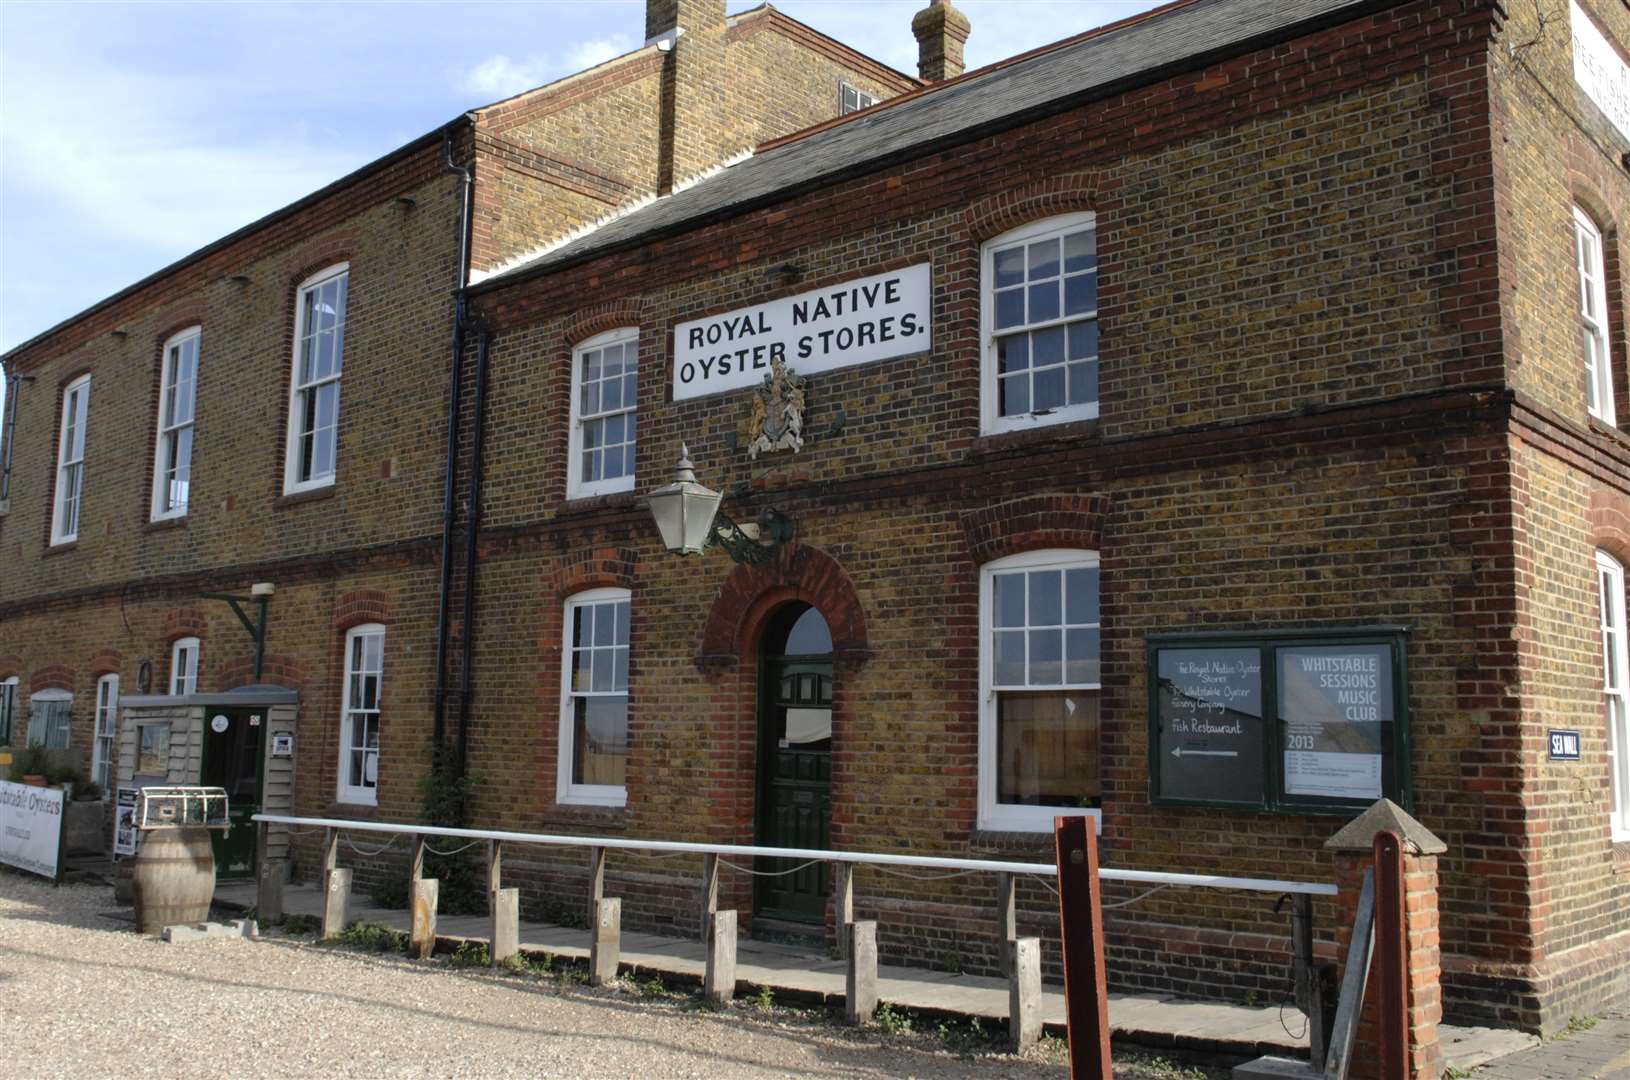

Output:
xmin=143 ymin=516 xmax=187 ymax=534
xmin=274 ymin=486 xmax=336 ymax=511
xmin=541 ymin=804 xmax=628 ymax=832
xmin=973 ymin=417 xmax=1100 ymax=456
xmin=42 ymin=540 xmax=78 ymax=558
xmin=557 ymin=490 xmax=639 ymax=517
xmin=320 ymin=801 xmax=379 ymax=822
xmin=969 ymin=829 xmax=1055 ymax=855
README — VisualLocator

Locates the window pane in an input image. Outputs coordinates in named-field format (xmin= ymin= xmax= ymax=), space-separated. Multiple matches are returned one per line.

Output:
xmin=1069 ymin=321 xmax=1098 ymax=360
xmin=1027 ymin=238 xmax=1060 ymax=281
xmin=996 ymin=690 xmax=1100 ymax=807
xmin=1028 ymin=281 xmax=1059 ymax=324
xmin=1065 ymin=628 xmax=1101 ymax=684
xmin=1028 ymin=570 xmax=1062 ymax=625
xmin=1068 ymin=361 xmax=1097 ymax=407
xmin=593 ymin=603 xmax=615 ymax=646
xmin=1001 ymin=375 xmax=1030 ymax=417
xmin=1028 ymin=628 xmax=1063 ymax=684
xmin=1033 ymin=366 xmax=1065 ymax=412
xmin=994 ymin=630 xmax=1026 ymax=686
xmin=994 ymin=247 xmax=1024 ymax=289
xmin=1033 ymin=326 xmax=1066 ymax=368
xmin=995 ymin=288 xmax=1024 ymax=330
xmin=1065 ymin=273 xmax=1097 ymax=315
xmin=1066 ymin=567 xmax=1100 ymax=625
xmin=574 ymin=696 xmax=628 ymax=787
xmin=613 ymin=600 xmax=630 ymax=645
xmin=994 ymin=573 xmax=1025 ymax=627
xmin=1063 ymin=229 xmax=1095 ymax=273
xmin=998 ymin=334 xmax=1028 ymax=373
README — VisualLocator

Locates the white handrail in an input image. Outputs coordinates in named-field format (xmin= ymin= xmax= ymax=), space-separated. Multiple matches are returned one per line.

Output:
xmin=253 ymin=813 xmax=1337 ymax=896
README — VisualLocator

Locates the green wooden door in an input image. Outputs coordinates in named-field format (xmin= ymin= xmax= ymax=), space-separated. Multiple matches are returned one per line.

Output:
xmin=756 ymin=604 xmax=834 ymax=924
xmin=200 ymin=708 xmax=262 ymax=880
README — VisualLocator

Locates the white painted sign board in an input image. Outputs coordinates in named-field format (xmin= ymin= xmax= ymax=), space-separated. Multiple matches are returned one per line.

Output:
xmin=0 ymin=780 xmax=65 ymax=879
xmin=1572 ymin=1 xmax=1630 ymax=142
xmin=672 ymin=263 xmax=931 ymax=400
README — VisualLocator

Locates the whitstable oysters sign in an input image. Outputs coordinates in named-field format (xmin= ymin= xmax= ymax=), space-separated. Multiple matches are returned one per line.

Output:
xmin=672 ymin=263 xmax=931 ymax=401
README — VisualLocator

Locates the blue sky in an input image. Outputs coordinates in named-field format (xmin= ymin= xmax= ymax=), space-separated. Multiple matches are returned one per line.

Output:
xmin=0 ymin=0 xmax=1165 ymax=373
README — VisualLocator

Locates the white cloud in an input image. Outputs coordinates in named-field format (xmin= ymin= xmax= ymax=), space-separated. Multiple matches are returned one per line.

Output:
xmin=458 ymin=34 xmax=633 ymax=103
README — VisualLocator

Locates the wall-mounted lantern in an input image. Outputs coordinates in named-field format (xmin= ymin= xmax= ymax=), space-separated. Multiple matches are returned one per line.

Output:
xmin=644 ymin=445 xmax=792 ymax=565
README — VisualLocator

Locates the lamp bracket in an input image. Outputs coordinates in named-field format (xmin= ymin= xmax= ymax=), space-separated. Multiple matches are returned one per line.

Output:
xmin=710 ymin=506 xmax=793 ymax=565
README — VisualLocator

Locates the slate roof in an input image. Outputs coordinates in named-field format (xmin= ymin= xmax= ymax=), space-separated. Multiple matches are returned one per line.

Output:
xmin=474 ymin=0 xmax=1398 ymax=290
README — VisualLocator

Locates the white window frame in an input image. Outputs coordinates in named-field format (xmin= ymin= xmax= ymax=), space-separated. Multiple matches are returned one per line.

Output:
xmin=93 ymin=673 xmax=119 ymax=795
xmin=339 ymin=623 xmax=384 ymax=805
xmin=151 ymin=326 xmax=200 ymax=520
xmin=840 ymin=82 xmax=878 ymax=114
xmin=283 ymin=263 xmax=349 ymax=495
xmin=51 ymin=373 xmax=91 ymax=545
xmin=557 ymin=587 xmax=631 ymax=807
xmin=566 ymin=327 xmax=639 ymax=500
xmin=169 ymin=637 xmax=199 ymax=696
xmin=980 ymin=213 xmax=1099 ymax=436
xmin=1598 ymin=551 xmax=1630 ymax=841
xmin=978 ymin=548 xmax=1102 ymax=832
xmin=27 ymin=688 xmax=73 ymax=750
xmin=1576 ymin=209 xmax=1616 ymax=426
xmin=0 ymin=676 xmax=18 ymax=744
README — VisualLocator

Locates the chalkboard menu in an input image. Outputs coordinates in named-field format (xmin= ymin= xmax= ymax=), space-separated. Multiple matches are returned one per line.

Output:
xmin=1154 ymin=648 xmax=1266 ymax=804
xmin=1147 ymin=629 xmax=1409 ymax=813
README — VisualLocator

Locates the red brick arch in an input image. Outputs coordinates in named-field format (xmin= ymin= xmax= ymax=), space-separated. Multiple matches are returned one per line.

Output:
xmin=89 ymin=648 xmax=123 ymax=677
xmin=696 ymin=542 xmax=870 ymax=671
xmin=30 ymin=667 xmax=74 ymax=694
xmin=961 ymin=493 xmax=1110 ymax=565
xmin=963 ymin=170 xmax=1103 ymax=246
xmin=564 ymin=298 xmax=645 ymax=347
xmin=332 ymin=589 xmax=394 ymax=632
xmin=162 ymin=607 xmax=208 ymax=643
xmin=0 ymin=656 xmax=21 ymax=681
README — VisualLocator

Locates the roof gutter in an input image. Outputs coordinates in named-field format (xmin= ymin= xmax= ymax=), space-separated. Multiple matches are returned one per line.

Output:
xmin=467 ymin=0 xmax=1418 ymax=299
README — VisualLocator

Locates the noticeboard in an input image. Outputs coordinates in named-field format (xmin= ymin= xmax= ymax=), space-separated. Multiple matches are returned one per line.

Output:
xmin=113 ymin=787 xmax=139 ymax=857
xmin=1148 ymin=628 xmax=1410 ymax=813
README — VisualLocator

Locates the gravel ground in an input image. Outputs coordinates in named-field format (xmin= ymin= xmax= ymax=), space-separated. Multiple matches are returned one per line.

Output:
xmin=0 ymin=874 xmax=1093 ymax=1079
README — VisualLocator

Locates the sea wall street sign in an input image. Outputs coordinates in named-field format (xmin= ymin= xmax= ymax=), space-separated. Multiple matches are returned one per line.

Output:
xmin=672 ymin=263 xmax=932 ymax=401
xmin=1572 ymin=0 xmax=1630 ymax=141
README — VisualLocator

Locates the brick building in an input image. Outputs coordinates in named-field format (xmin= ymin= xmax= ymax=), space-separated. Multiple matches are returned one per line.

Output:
xmin=3 ymin=0 xmax=1629 ymax=1038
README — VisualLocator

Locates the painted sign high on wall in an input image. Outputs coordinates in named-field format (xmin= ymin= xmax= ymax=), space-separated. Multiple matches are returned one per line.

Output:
xmin=1572 ymin=1 xmax=1630 ymax=141
xmin=0 ymin=780 xmax=65 ymax=879
xmin=672 ymin=263 xmax=931 ymax=400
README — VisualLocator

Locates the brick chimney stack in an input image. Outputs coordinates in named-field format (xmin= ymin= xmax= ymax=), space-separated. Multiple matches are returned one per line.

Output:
xmin=646 ymin=0 xmax=732 ymax=193
xmin=911 ymin=0 xmax=971 ymax=83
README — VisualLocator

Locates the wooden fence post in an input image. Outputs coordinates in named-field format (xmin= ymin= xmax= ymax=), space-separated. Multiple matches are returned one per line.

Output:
xmin=591 ymin=897 xmax=621 ymax=986
xmin=834 ymin=861 xmax=854 ymax=960
xmin=1009 ymin=936 xmax=1042 ymax=1051
xmin=705 ymin=909 xmax=738 ymax=1005
xmin=1053 ymin=815 xmax=1111 ymax=1079
xmin=701 ymin=853 xmax=719 ymax=943
xmin=997 ymin=872 xmax=1017 ymax=978
xmin=588 ymin=847 xmax=606 ymax=931
xmin=845 ymin=920 xmax=878 ymax=1024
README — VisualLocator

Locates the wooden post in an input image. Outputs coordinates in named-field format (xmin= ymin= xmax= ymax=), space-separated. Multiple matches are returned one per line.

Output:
xmin=488 ymin=840 xmax=503 ymax=896
xmin=833 ymin=861 xmax=855 ymax=959
xmin=845 ymin=920 xmax=878 ymax=1024
xmin=700 ymin=853 xmax=719 ymax=943
xmin=1325 ymin=868 xmax=1375 ymax=1080
xmin=1053 ymin=815 xmax=1111 ymax=1079
xmin=1292 ymin=893 xmax=1331 ymax=1066
xmin=491 ymin=887 xmax=520 ymax=966
xmin=590 ymin=897 xmax=620 ymax=986
xmin=588 ymin=847 xmax=606 ymax=931
xmin=410 ymin=834 xmax=426 ymax=883
xmin=322 ymin=827 xmax=339 ymax=887
xmin=323 ymin=867 xmax=351 ymax=939
xmin=1009 ymin=937 xmax=1042 ymax=1051
xmin=410 ymin=877 xmax=439 ymax=959
xmin=997 ymin=871 xmax=1018 ymax=978
xmin=1374 ymin=832 xmax=1408 ymax=1080
xmin=255 ymin=821 xmax=283 ymax=924
xmin=705 ymin=909 xmax=738 ymax=1005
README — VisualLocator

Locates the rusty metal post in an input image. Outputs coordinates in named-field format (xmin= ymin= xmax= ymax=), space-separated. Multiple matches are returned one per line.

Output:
xmin=1374 ymin=831 xmax=1408 ymax=1080
xmin=1054 ymin=816 xmax=1111 ymax=1080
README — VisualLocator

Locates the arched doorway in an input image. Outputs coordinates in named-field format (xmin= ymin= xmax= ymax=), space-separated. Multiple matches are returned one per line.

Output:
xmin=755 ymin=602 xmax=833 ymax=925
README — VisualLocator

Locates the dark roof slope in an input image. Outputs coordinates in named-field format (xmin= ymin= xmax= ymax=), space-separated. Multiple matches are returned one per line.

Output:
xmin=475 ymin=0 xmax=1397 ymax=290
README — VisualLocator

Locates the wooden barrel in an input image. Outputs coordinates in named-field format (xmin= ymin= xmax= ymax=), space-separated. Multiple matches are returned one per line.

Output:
xmin=131 ymin=828 xmax=216 ymax=934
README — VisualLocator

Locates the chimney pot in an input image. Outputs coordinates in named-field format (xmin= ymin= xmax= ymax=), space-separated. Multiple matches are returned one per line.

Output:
xmin=912 ymin=0 xmax=971 ymax=83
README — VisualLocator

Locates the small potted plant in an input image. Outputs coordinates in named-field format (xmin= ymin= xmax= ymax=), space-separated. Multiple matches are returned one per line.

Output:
xmin=10 ymin=746 xmax=50 ymax=787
